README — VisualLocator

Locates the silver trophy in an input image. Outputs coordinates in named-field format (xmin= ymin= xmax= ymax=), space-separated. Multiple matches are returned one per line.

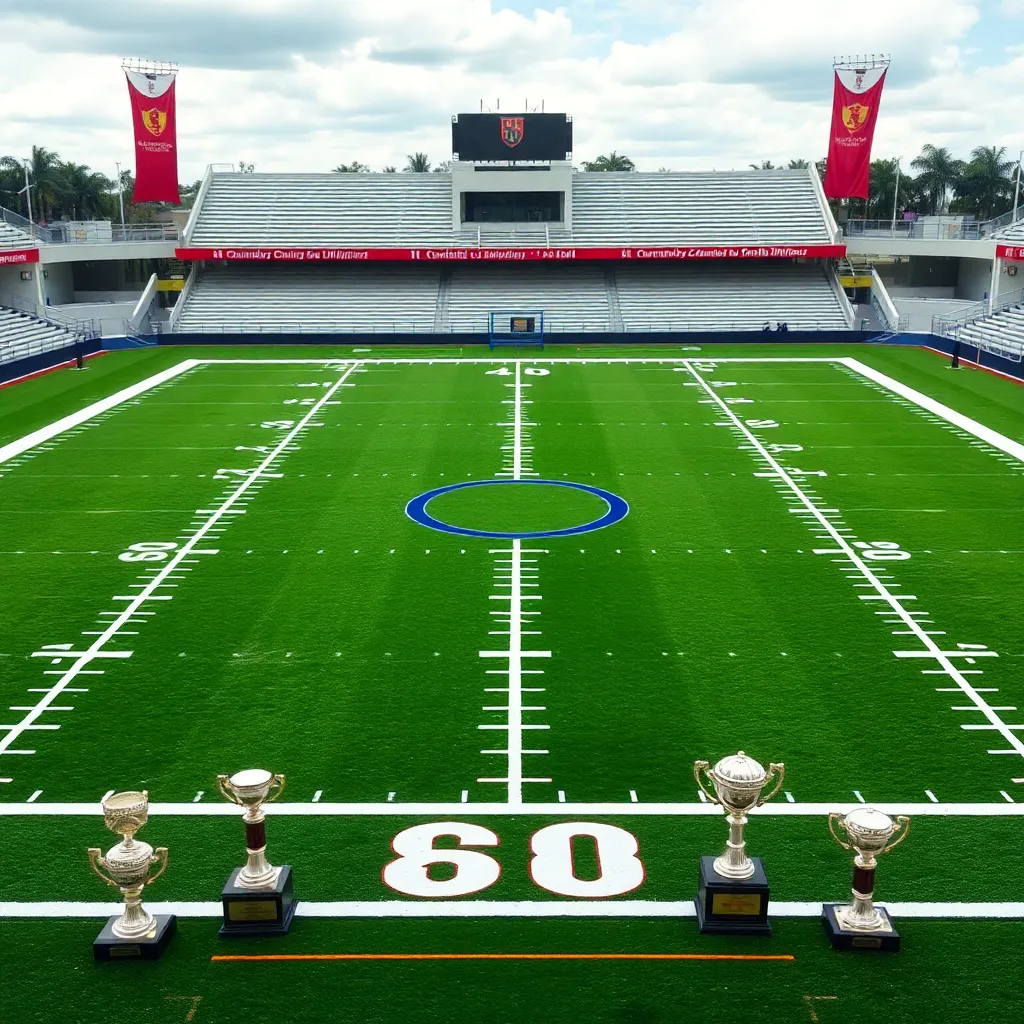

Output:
xmin=694 ymin=752 xmax=785 ymax=879
xmin=87 ymin=790 xmax=169 ymax=939
xmin=828 ymin=807 xmax=909 ymax=934
xmin=217 ymin=769 xmax=286 ymax=889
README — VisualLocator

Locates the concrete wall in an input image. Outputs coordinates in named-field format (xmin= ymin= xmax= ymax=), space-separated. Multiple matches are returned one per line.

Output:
xmin=41 ymin=261 xmax=75 ymax=304
xmin=0 ymin=262 xmax=36 ymax=302
xmin=893 ymin=297 xmax=971 ymax=332
xmin=450 ymin=161 xmax=573 ymax=230
xmin=956 ymin=257 xmax=993 ymax=301
xmin=887 ymin=284 xmax=956 ymax=298
xmin=52 ymin=301 xmax=137 ymax=337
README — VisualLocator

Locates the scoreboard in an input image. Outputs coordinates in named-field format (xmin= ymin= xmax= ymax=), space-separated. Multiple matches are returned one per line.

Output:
xmin=452 ymin=113 xmax=572 ymax=162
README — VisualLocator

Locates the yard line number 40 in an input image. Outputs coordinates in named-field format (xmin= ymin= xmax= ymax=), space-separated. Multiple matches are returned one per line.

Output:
xmin=383 ymin=822 xmax=644 ymax=898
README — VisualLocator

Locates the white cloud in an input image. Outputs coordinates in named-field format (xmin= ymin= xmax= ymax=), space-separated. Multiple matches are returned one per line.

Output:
xmin=0 ymin=0 xmax=1020 ymax=183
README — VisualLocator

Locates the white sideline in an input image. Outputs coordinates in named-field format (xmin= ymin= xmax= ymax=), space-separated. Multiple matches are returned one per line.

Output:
xmin=0 ymin=359 xmax=200 ymax=466
xmin=684 ymin=360 xmax=1024 ymax=759
xmin=1 ymin=801 xmax=1022 ymax=816
xmin=2 ymin=900 xmax=1022 ymax=919
xmin=0 ymin=362 xmax=362 ymax=759
xmin=841 ymin=357 xmax=1024 ymax=464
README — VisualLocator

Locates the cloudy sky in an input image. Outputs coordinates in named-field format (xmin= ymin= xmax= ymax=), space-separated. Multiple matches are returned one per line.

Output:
xmin=1 ymin=0 xmax=1022 ymax=182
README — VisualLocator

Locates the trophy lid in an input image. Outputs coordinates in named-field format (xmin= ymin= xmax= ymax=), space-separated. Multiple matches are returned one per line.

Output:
xmin=713 ymin=751 xmax=767 ymax=788
xmin=843 ymin=806 xmax=895 ymax=836
xmin=229 ymin=768 xmax=273 ymax=788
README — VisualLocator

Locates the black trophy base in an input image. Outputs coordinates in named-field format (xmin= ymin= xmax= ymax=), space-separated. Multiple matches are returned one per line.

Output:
xmin=93 ymin=914 xmax=177 ymax=961
xmin=823 ymin=903 xmax=901 ymax=951
xmin=695 ymin=856 xmax=772 ymax=936
xmin=219 ymin=864 xmax=297 ymax=937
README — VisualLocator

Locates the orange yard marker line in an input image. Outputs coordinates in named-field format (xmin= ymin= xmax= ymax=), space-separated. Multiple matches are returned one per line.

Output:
xmin=212 ymin=952 xmax=795 ymax=963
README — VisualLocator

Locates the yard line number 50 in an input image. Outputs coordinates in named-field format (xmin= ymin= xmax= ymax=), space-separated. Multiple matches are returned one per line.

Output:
xmin=382 ymin=821 xmax=644 ymax=898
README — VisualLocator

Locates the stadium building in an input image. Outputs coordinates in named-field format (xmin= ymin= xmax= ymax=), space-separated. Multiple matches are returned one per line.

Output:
xmin=1 ymin=110 xmax=1023 ymax=377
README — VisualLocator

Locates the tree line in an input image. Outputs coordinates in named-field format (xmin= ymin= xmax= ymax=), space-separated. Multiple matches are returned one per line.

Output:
xmin=0 ymin=145 xmax=204 ymax=225
xmin=4 ymin=142 xmax=1018 ymax=226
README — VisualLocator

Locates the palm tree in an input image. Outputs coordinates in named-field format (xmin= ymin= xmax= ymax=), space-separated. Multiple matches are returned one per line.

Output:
xmin=433 ymin=160 xmax=452 ymax=173
xmin=582 ymin=151 xmax=635 ymax=172
xmin=333 ymin=161 xmax=370 ymax=173
xmin=405 ymin=153 xmax=431 ymax=172
xmin=787 ymin=159 xmax=809 ymax=169
xmin=0 ymin=146 xmax=63 ymax=222
xmin=867 ymin=158 xmax=902 ymax=220
xmin=749 ymin=160 xmax=776 ymax=170
xmin=54 ymin=161 xmax=112 ymax=220
xmin=954 ymin=146 xmax=1015 ymax=220
xmin=382 ymin=166 xmax=397 ymax=173
xmin=910 ymin=144 xmax=963 ymax=215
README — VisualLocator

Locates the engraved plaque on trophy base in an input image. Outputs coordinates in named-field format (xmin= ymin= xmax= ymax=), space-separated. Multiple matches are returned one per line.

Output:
xmin=695 ymin=856 xmax=772 ymax=936
xmin=219 ymin=864 xmax=296 ymax=936
xmin=822 ymin=903 xmax=900 ymax=951
xmin=93 ymin=914 xmax=177 ymax=961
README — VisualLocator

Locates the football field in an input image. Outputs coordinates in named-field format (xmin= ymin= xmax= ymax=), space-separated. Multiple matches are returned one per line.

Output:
xmin=1 ymin=343 xmax=1023 ymax=1023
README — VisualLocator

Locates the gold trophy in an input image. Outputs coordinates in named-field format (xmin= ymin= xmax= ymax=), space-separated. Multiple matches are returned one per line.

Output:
xmin=693 ymin=751 xmax=784 ymax=935
xmin=217 ymin=769 xmax=296 ymax=935
xmin=87 ymin=790 xmax=176 ymax=960
xmin=824 ymin=807 xmax=909 ymax=951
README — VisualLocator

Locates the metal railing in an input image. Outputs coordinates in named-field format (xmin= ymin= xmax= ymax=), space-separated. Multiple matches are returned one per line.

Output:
xmin=932 ymin=288 xmax=1024 ymax=337
xmin=842 ymin=216 xmax=1015 ymax=241
xmin=0 ymin=207 xmax=179 ymax=246
xmin=168 ymin=317 xmax=852 ymax=336
xmin=0 ymin=333 xmax=85 ymax=368
xmin=0 ymin=290 xmax=100 ymax=339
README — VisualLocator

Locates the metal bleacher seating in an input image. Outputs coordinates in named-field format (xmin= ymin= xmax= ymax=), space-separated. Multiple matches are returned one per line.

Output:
xmin=615 ymin=262 xmax=849 ymax=331
xmin=189 ymin=174 xmax=454 ymax=247
xmin=174 ymin=264 xmax=442 ymax=333
xmin=446 ymin=265 xmax=611 ymax=333
xmin=957 ymin=303 xmax=1024 ymax=361
xmin=0 ymin=221 xmax=37 ymax=248
xmin=571 ymin=170 xmax=833 ymax=244
xmin=0 ymin=306 xmax=77 ymax=364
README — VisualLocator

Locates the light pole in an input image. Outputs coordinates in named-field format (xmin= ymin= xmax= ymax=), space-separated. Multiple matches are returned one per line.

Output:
xmin=19 ymin=158 xmax=34 ymax=229
xmin=1013 ymin=150 xmax=1022 ymax=224
xmin=890 ymin=157 xmax=901 ymax=234
xmin=115 ymin=161 xmax=126 ymax=233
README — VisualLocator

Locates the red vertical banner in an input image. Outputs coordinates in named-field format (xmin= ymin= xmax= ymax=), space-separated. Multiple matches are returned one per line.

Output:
xmin=823 ymin=66 xmax=887 ymax=200
xmin=125 ymin=69 xmax=181 ymax=204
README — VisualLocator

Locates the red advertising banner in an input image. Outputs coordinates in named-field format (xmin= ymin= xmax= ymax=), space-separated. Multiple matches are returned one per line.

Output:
xmin=176 ymin=245 xmax=846 ymax=262
xmin=996 ymin=244 xmax=1024 ymax=262
xmin=126 ymin=69 xmax=181 ymax=205
xmin=823 ymin=66 xmax=887 ymax=200
xmin=0 ymin=248 xmax=40 ymax=266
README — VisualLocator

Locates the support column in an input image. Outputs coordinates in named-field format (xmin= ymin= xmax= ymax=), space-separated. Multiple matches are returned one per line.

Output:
xmin=989 ymin=255 xmax=1000 ymax=314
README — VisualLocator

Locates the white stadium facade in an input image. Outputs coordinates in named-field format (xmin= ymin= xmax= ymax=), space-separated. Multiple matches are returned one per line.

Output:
xmin=1 ymin=111 xmax=1023 ymax=378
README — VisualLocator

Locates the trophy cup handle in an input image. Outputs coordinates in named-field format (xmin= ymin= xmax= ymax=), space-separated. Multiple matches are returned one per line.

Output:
xmin=693 ymin=761 xmax=718 ymax=805
xmin=87 ymin=848 xmax=117 ymax=888
xmin=146 ymin=847 xmax=170 ymax=885
xmin=217 ymin=773 xmax=241 ymax=806
xmin=757 ymin=762 xmax=786 ymax=807
xmin=883 ymin=815 xmax=910 ymax=853
xmin=827 ymin=812 xmax=852 ymax=850
xmin=265 ymin=773 xmax=286 ymax=803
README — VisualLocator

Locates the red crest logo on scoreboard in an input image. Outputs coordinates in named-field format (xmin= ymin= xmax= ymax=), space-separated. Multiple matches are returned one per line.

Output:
xmin=501 ymin=116 xmax=524 ymax=148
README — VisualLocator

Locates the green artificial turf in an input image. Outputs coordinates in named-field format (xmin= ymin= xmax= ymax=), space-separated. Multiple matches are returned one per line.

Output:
xmin=1 ymin=342 xmax=1023 ymax=1022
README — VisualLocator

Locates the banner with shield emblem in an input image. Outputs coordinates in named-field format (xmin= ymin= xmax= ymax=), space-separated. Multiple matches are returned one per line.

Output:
xmin=823 ymin=61 xmax=888 ymax=200
xmin=124 ymin=63 xmax=181 ymax=204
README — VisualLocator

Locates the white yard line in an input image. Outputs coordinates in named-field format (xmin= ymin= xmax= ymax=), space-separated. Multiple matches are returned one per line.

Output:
xmin=0 ymin=363 xmax=361 ymax=760
xmin=841 ymin=357 xmax=1024 ymax=464
xmin=0 ymin=359 xmax=200 ymax=466
xmin=480 ymin=361 xmax=550 ymax=804
xmin=683 ymin=360 xmax=1024 ymax=760
xmin=2 ymin=800 xmax=1021 ymax=816
xmin=2 ymin=899 xmax=1023 ymax=919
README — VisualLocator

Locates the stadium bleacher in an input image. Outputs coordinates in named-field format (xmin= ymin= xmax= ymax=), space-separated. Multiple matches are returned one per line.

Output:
xmin=957 ymin=302 xmax=1024 ymax=360
xmin=615 ymin=262 xmax=849 ymax=331
xmin=0 ymin=221 xmax=37 ymax=248
xmin=0 ymin=305 xmax=78 ymax=364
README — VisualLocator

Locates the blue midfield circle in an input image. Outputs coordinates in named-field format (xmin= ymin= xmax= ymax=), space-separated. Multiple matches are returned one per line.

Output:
xmin=405 ymin=479 xmax=629 ymax=540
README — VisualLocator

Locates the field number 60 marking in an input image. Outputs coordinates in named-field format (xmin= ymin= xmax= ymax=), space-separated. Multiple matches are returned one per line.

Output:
xmin=383 ymin=822 xmax=643 ymax=898
xmin=854 ymin=541 xmax=911 ymax=561
xmin=118 ymin=542 xmax=178 ymax=563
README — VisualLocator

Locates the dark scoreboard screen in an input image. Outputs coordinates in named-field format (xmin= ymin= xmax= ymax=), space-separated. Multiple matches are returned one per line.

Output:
xmin=452 ymin=113 xmax=572 ymax=162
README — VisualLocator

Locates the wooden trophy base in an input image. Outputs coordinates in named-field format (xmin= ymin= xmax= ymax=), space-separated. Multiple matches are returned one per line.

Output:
xmin=219 ymin=864 xmax=297 ymax=937
xmin=823 ymin=903 xmax=901 ymax=951
xmin=695 ymin=856 xmax=772 ymax=936
xmin=93 ymin=914 xmax=177 ymax=961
